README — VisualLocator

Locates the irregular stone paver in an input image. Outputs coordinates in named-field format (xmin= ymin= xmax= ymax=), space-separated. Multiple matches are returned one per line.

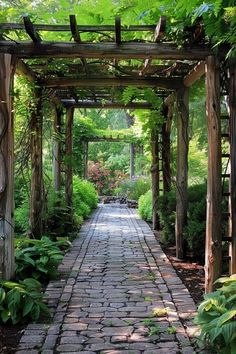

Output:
xmin=16 ymin=204 xmax=202 ymax=354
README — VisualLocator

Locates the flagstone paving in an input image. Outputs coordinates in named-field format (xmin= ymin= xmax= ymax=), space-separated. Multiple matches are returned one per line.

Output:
xmin=16 ymin=204 xmax=201 ymax=354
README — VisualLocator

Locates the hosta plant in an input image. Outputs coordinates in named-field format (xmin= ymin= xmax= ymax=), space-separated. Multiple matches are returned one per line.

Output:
xmin=0 ymin=278 xmax=49 ymax=324
xmin=195 ymin=274 xmax=236 ymax=354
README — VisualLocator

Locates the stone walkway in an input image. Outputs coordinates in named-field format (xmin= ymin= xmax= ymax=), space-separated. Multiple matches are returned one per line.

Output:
xmin=16 ymin=204 xmax=200 ymax=354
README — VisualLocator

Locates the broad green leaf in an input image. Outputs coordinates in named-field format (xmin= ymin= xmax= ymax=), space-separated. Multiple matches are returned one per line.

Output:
xmin=23 ymin=300 xmax=34 ymax=317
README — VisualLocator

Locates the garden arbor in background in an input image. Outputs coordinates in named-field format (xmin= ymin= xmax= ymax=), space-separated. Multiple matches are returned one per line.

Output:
xmin=0 ymin=16 xmax=235 ymax=292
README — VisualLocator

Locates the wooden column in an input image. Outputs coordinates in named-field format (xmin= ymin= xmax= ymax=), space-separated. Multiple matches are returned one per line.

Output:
xmin=229 ymin=61 xmax=236 ymax=274
xmin=175 ymin=88 xmax=189 ymax=259
xmin=53 ymin=105 xmax=63 ymax=192
xmin=0 ymin=54 xmax=15 ymax=279
xmin=130 ymin=143 xmax=135 ymax=179
xmin=83 ymin=140 xmax=88 ymax=179
xmin=151 ymin=129 xmax=159 ymax=230
xmin=29 ymin=87 xmax=43 ymax=239
xmin=65 ymin=107 xmax=74 ymax=224
xmin=205 ymin=56 xmax=222 ymax=292
xmin=162 ymin=104 xmax=172 ymax=193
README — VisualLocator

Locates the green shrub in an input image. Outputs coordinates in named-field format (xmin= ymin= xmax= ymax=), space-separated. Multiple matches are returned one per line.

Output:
xmin=15 ymin=236 xmax=69 ymax=282
xmin=195 ymin=274 xmax=236 ymax=354
xmin=138 ymin=190 xmax=152 ymax=222
xmin=115 ymin=177 xmax=151 ymax=201
xmin=0 ymin=278 xmax=49 ymax=324
xmin=158 ymin=189 xmax=176 ymax=245
xmin=15 ymin=193 xmax=30 ymax=234
xmin=73 ymin=176 xmax=98 ymax=221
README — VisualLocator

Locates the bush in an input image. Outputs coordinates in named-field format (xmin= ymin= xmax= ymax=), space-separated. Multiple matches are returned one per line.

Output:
xmin=195 ymin=275 xmax=236 ymax=353
xmin=73 ymin=176 xmax=98 ymax=221
xmin=0 ymin=278 xmax=49 ymax=324
xmin=115 ymin=177 xmax=151 ymax=201
xmin=138 ymin=190 xmax=152 ymax=222
xmin=15 ymin=236 xmax=70 ymax=282
xmin=15 ymin=193 xmax=30 ymax=234
xmin=158 ymin=189 xmax=176 ymax=245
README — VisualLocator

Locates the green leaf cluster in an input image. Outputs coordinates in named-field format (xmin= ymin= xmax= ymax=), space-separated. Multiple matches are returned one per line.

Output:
xmin=15 ymin=236 xmax=69 ymax=282
xmin=195 ymin=275 xmax=236 ymax=353
xmin=0 ymin=278 xmax=49 ymax=324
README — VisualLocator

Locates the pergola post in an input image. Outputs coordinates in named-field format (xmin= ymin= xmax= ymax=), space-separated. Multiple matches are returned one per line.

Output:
xmin=162 ymin=105 xmax=172 ymax=193
xmin=130 ymin=143 xmax=135 ymax=179
xmin=29 ymin=86 xmax=44 ymax=239
xmin=65 ymin=107 xmax=74 ymax=225
xmin=0 ymin=54 xmax=15 ymax=279
xmin=205 ymin=56 xmax=222 ymax=292
xmin=151 ymin=129 xmax=159 ymax=230
xmin=175 ymin=87 xmax=189 ymax=259
xmin=229 ymin=61 xmax=236 ymax=274
xmin=53 ymin=105 xmax=63 ymax=192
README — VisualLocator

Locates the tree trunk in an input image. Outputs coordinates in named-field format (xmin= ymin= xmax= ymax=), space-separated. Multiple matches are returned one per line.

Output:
xmin=65 ymin=107 xmax=74 ymax=226
xmin=53 ymin=105 xmax=63 ymax=192
xmin=175 ymin=88 xmax=189 ymax=259
xmin=162 ymin=104 xmax=172 ymax=193
xmin=229 ymin=61 xmax=236 ymax=274
xmin=151 ymin=129 xmax=159 ymax=230
xmin=29 ymin=87 xmax=44 ymax=239
xmin=0 ymin=54 xmax=15 ymax=279
xmin=83 ymin=140 xmax=88 ymax=179
xmin=205 ymin=56 xmax=222 ymax=293
xmin=130 ymin=143 xmax=135 ymax=179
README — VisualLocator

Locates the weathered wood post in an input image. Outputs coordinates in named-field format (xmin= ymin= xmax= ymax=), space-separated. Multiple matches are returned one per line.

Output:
xmin=53 ymin=105 xmax=63 ymax=192
xmin=229 ymin=60 xmax=236 ymax=274
xmin=205 ymin=56 xmax=222 ymax=292
xmin=130 ymin=143 xmax=135 ymax=179
xmin=151 ymin=129 xmax=160 ymax=230
xmin=0 ymin=54 xmax=15 ymax=279
xmin=29 ymin=86 xmax=44 ymax=239
xmin=162 ymin=104 xmax=172 ymax=193
xmin=65 ymin=107 xmax=74 ymax=226
xmin=175 ymin=88 xmax=189 ymax=259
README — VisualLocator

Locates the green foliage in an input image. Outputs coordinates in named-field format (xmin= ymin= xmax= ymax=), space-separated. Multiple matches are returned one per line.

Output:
xmin=73 ymin=176 xmax=98 ymax=221
xmin=0 ymin=278 xmax=49 ymax=325
xmin=115 ymin=177 xmax=151 ymax=201
xmin=195 ymin=275 xmax=236 ymax=353
xmin=158 ymin=189 xmax=176 ymax=245
xmin=15 ymin=236 xmax=69 ymax=282
xmin=138 ymin=190 xmax=152 ymax=222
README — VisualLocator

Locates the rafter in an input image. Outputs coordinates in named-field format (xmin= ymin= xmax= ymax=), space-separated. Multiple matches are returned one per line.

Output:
xmin=61 ymin=100 xmax=153 ymax=109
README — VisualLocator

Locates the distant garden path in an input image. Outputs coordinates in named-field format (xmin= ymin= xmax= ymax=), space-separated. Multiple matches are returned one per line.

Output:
xmin=16 ymin=204 xmax=200 ymax=354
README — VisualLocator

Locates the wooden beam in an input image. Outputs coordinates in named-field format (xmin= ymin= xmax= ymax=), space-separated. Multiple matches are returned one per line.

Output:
xmin=65 ymin=107 xmax=74 ymax=227
xmin=23 ymin=16 xmax=41 ymax=42
xmin=53 ymin=105 xmax=63 ymax=192
xmin=140 ymin=16 xmax=166 ymax=76
xmin=184 ymin=61 xmax=205 ymax=87
xmin=205 ymin=56 xmax=222 ymax=293
xmin=0 ymin=23 xmax=156 ymax=32
xmin=0 ymin=41 xmax=213 ymax=60
xmin=44 ymin=77 xmax=183 ymax=89
xmin=175 ymin=87 xmax=189 ymax=259
xmin=151 ymin=129 xmax=160 ymax=230
xmin=69 ymin=15 xmax=81 ymax=42
xmin=229 ymin=61 xmax=236 ymax=274
xmin=115 ymin=17 xmax=121 ymax=44
xmin=61 ymin=101 xmax=152 ymax=109
xmin=0 ymin=54 xmax=15 ymax=279
xmin=16 ymin=59 xmax=37 ymax=82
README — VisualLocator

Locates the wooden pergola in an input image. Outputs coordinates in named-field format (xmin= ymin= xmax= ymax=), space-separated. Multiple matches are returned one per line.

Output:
xmin=0 ymin=15 xmax=235 ymax=292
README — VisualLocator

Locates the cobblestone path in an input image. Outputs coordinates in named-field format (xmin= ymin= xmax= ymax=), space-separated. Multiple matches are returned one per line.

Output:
xmin=16 ymin=204 xmax=200 ymax=354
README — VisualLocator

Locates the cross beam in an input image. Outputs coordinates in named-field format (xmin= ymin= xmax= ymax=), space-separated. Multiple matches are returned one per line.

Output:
xmin=0 ymin=41 xmax=212 ymax=60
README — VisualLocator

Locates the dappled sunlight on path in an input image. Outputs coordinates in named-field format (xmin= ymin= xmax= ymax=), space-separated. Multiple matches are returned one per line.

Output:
xmin=16 ymin=204 xmax=202 ymax=354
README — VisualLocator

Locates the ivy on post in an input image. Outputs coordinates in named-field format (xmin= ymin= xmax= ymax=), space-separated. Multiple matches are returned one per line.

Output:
xmin=175 ymin=87 xmax=189 ymax=259
xmin=29 ymin=86 xmax=44 ymax=239
xmin=65 ymin=107 xmax=74 ymax=228
xmin=205 ymin=56 xmax=222 ymax=292
xmin=0 ymin=54 xmax=16 ymax=279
